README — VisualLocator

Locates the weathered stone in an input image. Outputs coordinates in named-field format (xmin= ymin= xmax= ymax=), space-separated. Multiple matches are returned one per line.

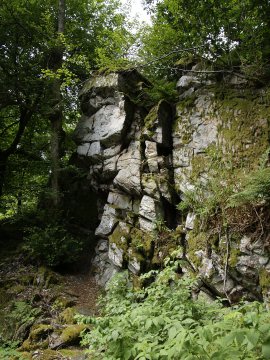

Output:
xmin=195 ymin=252 xmax=214 ymax=279
xmin=132 ymin=199 xmax=141 ymax=213
xmin=185 ymin=212 xmax=196 ymax=230
xmin=179 ymin=87 xmax=195 ymax=100
xmin=141 ymin=174 xmax=159 ymax=199
xmin=81 ymin=102 xmax=130 ymax=147
xmin=139 ymin=195 xmax=164 ymax=222
xmin=139 ymin=217 xmax=155 ymax=232
xmin=116 ymin=141 xmax=141 ymax=169
xmin=102 ymin=155 xmax=120 ymax=180
xmin=158 ymin=169 xmax=173 ymax=202
xmin=143 ymin=101 xmax=173 ymax=148
xmin=81 ymin=95 xmax=117 ymax=117
xmin=114 ymin=167 xmax=141 ymax=195
xmin=95 ymin=239 xmax=108 ymax=253
xmin=147 ymin=158 xmax=159 ymax=173
xmin=177 ymin=75 xmax=201 ymax=91
xmin=240 ymin=235 xmax=265 ymax=256
xmin=102 ymin=266 xmax=119 ymax=288
xmin=227 ymin=74 xmax=248 ymax=86
xmin=73 ymin=70 xmax=270 ymax=303
xmin=177 ymin=66 xmax=214 ymax=94
xmin=236 ymin=255 xmax=269 ymax=274
xmin=114 ymin=142 xmax=142 ymax=194
xmin=173 ymin=147 xmax=193 ymax=168
xmin=191 ymin=122 xmax=217 ymax=153
xmin=88 ymin=141 xmax=102 ymax=158
xmin=107 ymin=191 xmax=133 ymax=210
xmin=92 ymin=255 xmax=120 ymax=287
xmin=79 ymin=73 xmax=119 ymax=98
xmin=49 ymin=324 xmax=87 ymax=350
xmin=95 ymin=205 xmax=119 ymax=237
xmin=145 ymin=141 xmax=158 ymax=159
xmin=73 ymin=114 xmax=94 ymax=144
xmin=77 ymin=143 xmax=91 ymax=157
xmin=174 ymin=167 xmax=194 ymax=195
xmin=128 ymin=250 xmax=141 ymax=274
xmin=108 ymin=243 xmax=124 ymax=267
xmin=79 ymin=70 xmax=151 ymax=104
xmin=103 ymin=145 xmax=122 ymax=159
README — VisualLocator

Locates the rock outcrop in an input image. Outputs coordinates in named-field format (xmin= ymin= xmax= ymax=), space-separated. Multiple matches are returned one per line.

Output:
xmin=72 ymin=68 xmax=270 ymax=303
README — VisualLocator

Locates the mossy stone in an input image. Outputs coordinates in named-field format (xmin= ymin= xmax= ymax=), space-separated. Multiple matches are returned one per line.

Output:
xmin=53 ymin=296 xmax=76 ymax=311
xmin=109 ymin=224 xmax=130 ymax=253
xmin=29 ymin=324 xmax=54 ymax=342
xmin=186 ymin=232 xmax=208 ymax=268
xmin=59 ymin=324 xmax=88 ymax=345
xmin=259 ymin=269 xmax=270 ymax=294
xmin=58 ymin=307 xmax=77 ymax=324
xmin=129 ymin=228 xmax=154 ymax=256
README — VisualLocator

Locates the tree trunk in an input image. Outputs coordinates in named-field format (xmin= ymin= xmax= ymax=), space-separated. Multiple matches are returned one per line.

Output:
xmin=0 ymin=107 xmax=33 ymax=198
xmin=49 ymin=0 xmax=65 ymax=207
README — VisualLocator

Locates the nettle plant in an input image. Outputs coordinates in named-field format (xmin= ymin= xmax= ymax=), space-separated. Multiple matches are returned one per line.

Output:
xmin=77 ymin=256 xmax=270 ymax=360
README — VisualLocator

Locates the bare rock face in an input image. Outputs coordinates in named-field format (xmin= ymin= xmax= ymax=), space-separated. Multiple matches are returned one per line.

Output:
xmin=95 ymin=205 xmax=119 ymax=238
xmin=72 ymin=70 xmax=175 ymax=287
xmin=72 ymin=68 xmax=270 ymax=303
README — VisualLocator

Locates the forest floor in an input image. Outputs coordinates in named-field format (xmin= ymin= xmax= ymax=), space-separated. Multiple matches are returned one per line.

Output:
xmin=0 ymin=229 xmax=100 ymax=360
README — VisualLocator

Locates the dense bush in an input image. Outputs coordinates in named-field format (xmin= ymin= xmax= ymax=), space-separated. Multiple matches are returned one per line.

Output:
xmin=78 ymin=259 xmax=270 ymax=359
xmin=24 ymin=224 xmax=83 ymax=267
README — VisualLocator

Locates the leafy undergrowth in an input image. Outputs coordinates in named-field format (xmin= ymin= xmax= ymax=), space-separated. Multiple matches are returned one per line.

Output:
xmin=0 ymin=252 xmax=99 ymax=360
xmin=78 ymin=258 xmax=270 ymax=360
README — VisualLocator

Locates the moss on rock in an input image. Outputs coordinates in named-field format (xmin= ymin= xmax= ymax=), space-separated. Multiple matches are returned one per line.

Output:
xmin=259 ymin=269 xmax=270 ymax=294
xmin=186 ymin=232 xmax=208 ymax=268
xmin=59 ymin=324 xmax=88 ymax=345
xmin=58 ymin=307 xmax=77 ymax=325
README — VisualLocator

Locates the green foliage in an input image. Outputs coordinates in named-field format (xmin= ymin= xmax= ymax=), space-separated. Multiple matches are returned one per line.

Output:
xmin=8 ymin=301 xmax=41 ymax=325
xmin=78 ymin=260 xmax=270 ymax=359
xmin=0 ymin=343 xmax=24 ymax=360
xmin=24 ymin=223 xmax=83 ymax=267
xmin=0 ymin=0 xmax=135 ymax=215
xmin=229 ymin=167 xmax=270 ymax=207
xmin=140 ymin=0 xmax=270 ymax=80
xmin=177 ymin=149 xmax=235 ymax=225
xmin=144 ymin=79 xmax=178 ymax=103
xmin=0 ymin=155 xmax=50 ymax=220
xmin=0 ymin=300 xmax=41 ymax=349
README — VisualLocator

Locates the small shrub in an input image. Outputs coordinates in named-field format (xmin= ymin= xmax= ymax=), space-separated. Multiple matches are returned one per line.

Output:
xmin=78 ymin=258 xmax=270 ymax=359
xmin=24 ymin=224 xmax=83 ymax=267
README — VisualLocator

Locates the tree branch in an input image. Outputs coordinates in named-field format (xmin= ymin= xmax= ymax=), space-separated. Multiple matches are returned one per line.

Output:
xmin=0 ymin=120 xmax=20 ymax=137
xmin=136 ymin=45 xmax=206 ymax=68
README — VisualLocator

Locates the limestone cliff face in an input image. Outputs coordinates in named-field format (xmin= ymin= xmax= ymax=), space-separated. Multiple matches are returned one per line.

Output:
xmin=72 ymin=69 xmax=270 ymax=303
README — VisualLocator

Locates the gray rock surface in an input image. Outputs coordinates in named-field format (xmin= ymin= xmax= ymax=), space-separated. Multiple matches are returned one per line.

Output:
xmin=73 ymin=69 xmax=270 ymax=302
xmin=139 ymin=195 xmax=164 ymax=222
xmin=95 ymin=205 xmax=119 ymax=237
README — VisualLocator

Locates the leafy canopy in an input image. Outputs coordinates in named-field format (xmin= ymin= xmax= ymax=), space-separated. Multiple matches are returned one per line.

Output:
xmin=0 ymin=0 xmax=135 ymax=216
xmin=140 ymin=0 xmax=270 ymax=79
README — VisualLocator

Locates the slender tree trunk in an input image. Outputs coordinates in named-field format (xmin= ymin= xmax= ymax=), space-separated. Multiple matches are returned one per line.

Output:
xmin=49 ymin=0 xmax=65 ymax=207
xmin=0 ymin=107 xmax=33 ymax=198
xmin=17 ymin=190 xmax=22 ymax=215
xmin=58 ymin=0 xmax=65 ymax=33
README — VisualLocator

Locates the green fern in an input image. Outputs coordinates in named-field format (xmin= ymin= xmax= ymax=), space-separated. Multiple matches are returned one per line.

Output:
xmin=229 ymin=167 xmax=270 ymax=207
